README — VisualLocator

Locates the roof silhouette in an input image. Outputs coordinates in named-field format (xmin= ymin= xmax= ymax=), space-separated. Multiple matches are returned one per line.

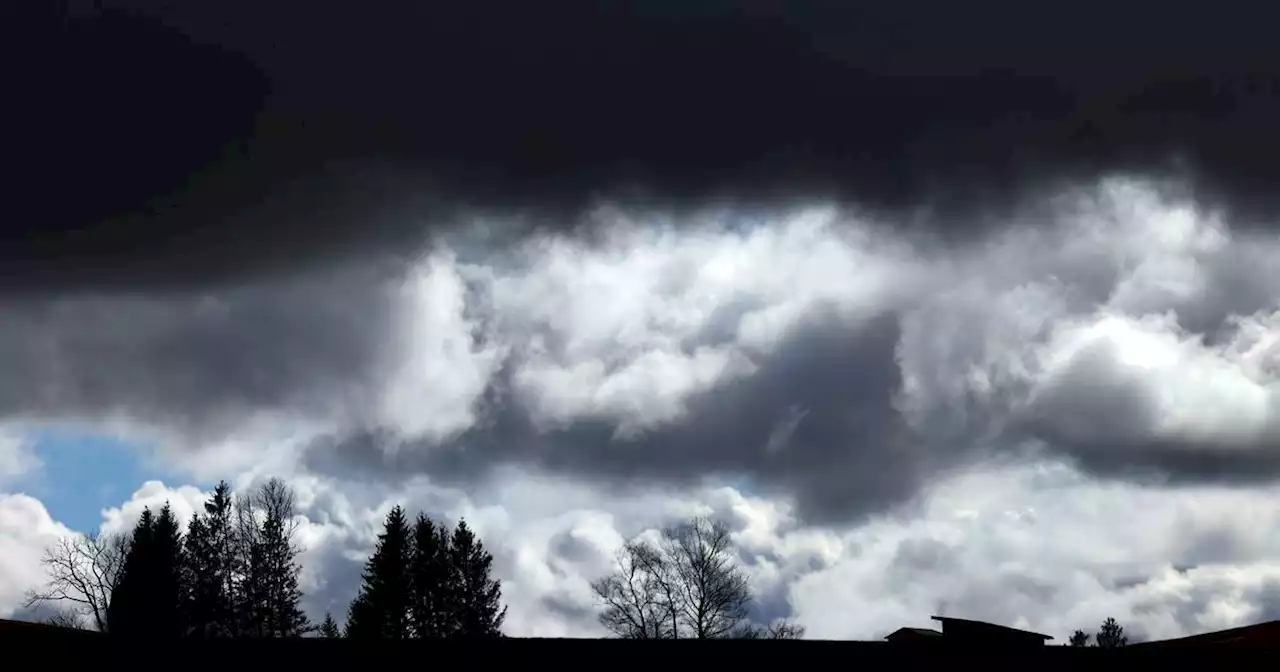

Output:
xmin=931 ymin=616 xmax=1055 ymax=641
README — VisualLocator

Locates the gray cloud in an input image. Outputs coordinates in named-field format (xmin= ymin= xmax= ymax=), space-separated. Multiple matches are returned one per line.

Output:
xmin=0 ymin=265 xmax=397 ymax=441
xmin=1254 ymin=581 xmax=1280 ymax=624
xmin=294 ymin=181 xmax=1280 ymax=524
xmin=311 ymin=311 xmax=956 ymax=524
xmin=547 ymin=529 xmax=601 ymax=567
xmin=10 ymin=178 xmax=1280 ymax=535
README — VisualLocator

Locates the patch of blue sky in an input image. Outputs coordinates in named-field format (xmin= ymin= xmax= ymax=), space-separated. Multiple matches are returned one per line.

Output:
xmin=17 ymin=427 xmax=189 ymax=533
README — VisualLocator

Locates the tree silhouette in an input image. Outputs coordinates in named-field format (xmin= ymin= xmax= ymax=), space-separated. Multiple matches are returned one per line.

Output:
xmin=593 ymin=541 xmax=673 ymax=639
xmin=448 ymin=519 xmax=507 ymax=639
xmin=346 ymin=505 xmax=413 ymax=639
xmin=345 ymin=508 xmax=509 ymax=639
xmin=184 ymin=481 xmax=236 ymax=637
xmin=318 ymin=612 xmax=342 ymax=638
xmin=256 ymin=500 xmax=309 ymax=636
xmin=107 ymin=504 xmax=185 ymax=637
xmin=234 ymin=478 xmax=309 ymax=637
xmin=1095 ymin=617 xmax=1128 ymax=648
xmin=737 ymin=620 xmax=807 ymax=639
xmin=25 ymin=477 xmax=330 ymax=640
xmin=1069 ymin=629 xmax=1090 ymax=647
xmin=20 ymin=480 xmax=516 ymax=642
xmin=42 ymin=607 xmax=86 ymax=630
xmin=106 ymin=508 xmax=153 ymax=635
xmin=663 ymin=517 xmax=751 ymax=639
xmin=19 ymin=479 xmax=822 ymax=643
xmin=409 ymin=514 xmax=454 ymax=638
xmin=593 ymin=516 xmax=802 ymax=639
xmin=24 ymin=531 xmax=129 ymax=632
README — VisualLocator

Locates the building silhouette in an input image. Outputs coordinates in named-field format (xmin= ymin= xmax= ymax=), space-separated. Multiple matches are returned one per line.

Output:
xmin=886 ymin=616 xmax=1053 ymax=648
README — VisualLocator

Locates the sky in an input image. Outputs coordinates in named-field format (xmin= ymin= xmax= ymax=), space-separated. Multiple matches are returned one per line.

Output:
xmin=10 ymin=429 xmax=190 ymax=532
xmin=7 ymin=1 xmax=1280 ymax=641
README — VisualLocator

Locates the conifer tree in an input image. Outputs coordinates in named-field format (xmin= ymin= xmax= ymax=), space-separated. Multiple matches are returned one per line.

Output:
xmin=345 ymin=593 xmax=374 ymax=638
xmin=150 ymin=504 xmax=187 ymax=637
xmin=448 ymin=519 xmax=506 ymax=638
xmin=345 ymin=506 xmax=412 ymax=639
xmin=108 ymin=504 xmax=186 ymax=637
xmin=183 ymin=481 xmax=237 ymax=637
xmin=318 ymin=612 xmax=342 ymax=638
xmin=256 ymin=503 xmax=310 ymax=636
xmin=409 ymin=514 xmax=453 ymax=638
xmin=205 ymin=482 xmax=238 ymax=628
xmin=184 ymin=513 xmax=209 ymax=622
xmin=107 ymin=507 xmax=155 ymax=636
xmin=1095 ymin=617 xmax=1128 ymax=648
xmin=235 ymin=478 xmax=309 ymax=637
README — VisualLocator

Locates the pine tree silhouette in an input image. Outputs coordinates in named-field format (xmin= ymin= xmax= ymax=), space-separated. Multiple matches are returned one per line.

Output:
xmin=255 ymin=502 xmax=310 ymax=636
xmin=233 ymin=478 xmax=310 ymax=638
xmin=108 ymin=504 xmax=185 ymax=637
xmin=184 ymin=513 xmax=210 ymax=626
xmin=409 ymin=514 xmax=454 ymax=638
xmin=107 ymin=507 xmax=155 ymax=636
xmin=318 ymin=612 xmax=342 ymax=638
xmin=183 ymin=481 xmax=236 ymax=637
xmin=448 ymin=519 xmax=506 ymax=638
xmin=151 ymin=504 xmax=187 ymax=637
xmin=345 ymin=506 xmax=412 ymax=639
xmin=1095 ymin=617 xmax=1128 ymax=648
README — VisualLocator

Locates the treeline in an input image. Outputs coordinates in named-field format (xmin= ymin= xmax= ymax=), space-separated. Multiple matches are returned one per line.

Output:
xmin=26 ymin=479 xmax=801 ymax=641
xmin=1068 ymin=617 xmax=1128 ymax=648
xmin=341 ymin=505 xmax=505 ymax=639
xmin=24 ymin=478 xmax=506 ymax=639
xmin=96 ymin=479 xmax=305 ymax=638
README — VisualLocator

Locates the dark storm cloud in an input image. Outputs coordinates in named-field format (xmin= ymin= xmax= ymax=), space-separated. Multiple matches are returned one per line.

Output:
xmin=300 ymin=542 xmax=367 ymax=624
xmin=0 ymin=267 xmax=399 ymax=439
xmin=12 ymin=1 xmax=1280 ymax=291
xmin=1254 ymin=581 xmax=1280 ymax=624
xmin=1031 ymin=434 xmax=1280 ymax=489
xmin=9 ymin=6 xmax=447 ymax=293
xmin=547 ymin=530 xmax=599 ymax=567
xmin=310 ymin=312 xmax=971 ymax=523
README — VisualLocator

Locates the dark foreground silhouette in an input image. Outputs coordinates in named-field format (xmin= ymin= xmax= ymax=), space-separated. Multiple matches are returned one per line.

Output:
xmin=5 ymin=627 xmax=1279 ymax=670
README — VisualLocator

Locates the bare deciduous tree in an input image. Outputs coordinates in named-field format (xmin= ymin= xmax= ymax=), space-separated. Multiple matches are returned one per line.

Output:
xmin=24 ymin=532 xmax=129 ymax=632
xmin=234 ymin=477 xmax=299 ymax=553
xmin=234 ymin=477 xmax=309 ymax=637
xmin=592 ymin=541 xmax=673 ymax=639
xmin=43 ymin=607 xmax=86 ymax=630
xmin=663 ymin=517 xmax=751 ymax=639
xmin=594 ymin=516 xmax=801 ymax=640
xmin=736 ymin=619 xmax=807 ymax=640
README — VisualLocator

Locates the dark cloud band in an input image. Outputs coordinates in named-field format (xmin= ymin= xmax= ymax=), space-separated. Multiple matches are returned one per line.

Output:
xmin=10 ymin=2 xmax=1280 ymax=291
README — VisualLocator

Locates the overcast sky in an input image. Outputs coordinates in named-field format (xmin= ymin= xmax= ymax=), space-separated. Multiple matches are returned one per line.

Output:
xmin=5 ymin=1 xmax=1280 ymax=641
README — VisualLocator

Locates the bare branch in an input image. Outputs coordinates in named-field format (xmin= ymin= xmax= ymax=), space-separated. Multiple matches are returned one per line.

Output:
xmin=662 ymin=516 xmax=751 ymax=639
xmin=595 ymin=516 xmax=757 ymax=640
xmin=233 ymin=477 xmax=307 ymax=638
xmin=43 ymin=608 xmax=86 ymax=630
xmin=737 ymin=619 xmax=807 ymax=639
xmin=592 ymin=541 xmax=673 ymax=638
xmin=237 ymin=477 xmax=301 ymax=550
xmin=767 ymin=620 xmax=806 ymax=639
xmin=24 ymin=531 xmax=129 ymax=633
